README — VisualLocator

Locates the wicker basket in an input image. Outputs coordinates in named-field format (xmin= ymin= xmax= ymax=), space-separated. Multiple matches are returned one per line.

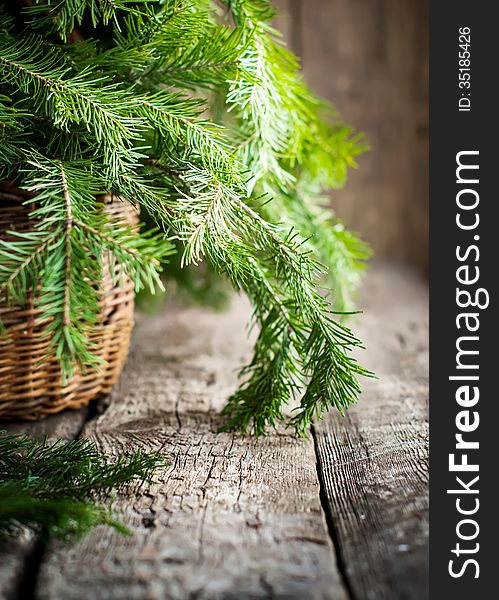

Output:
xmin=0 ymin=186 xmax=138 ymax=420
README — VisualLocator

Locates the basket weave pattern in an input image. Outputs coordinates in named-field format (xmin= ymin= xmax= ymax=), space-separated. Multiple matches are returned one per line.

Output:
xmin=0 ymin=190 xmax=137 ymax=420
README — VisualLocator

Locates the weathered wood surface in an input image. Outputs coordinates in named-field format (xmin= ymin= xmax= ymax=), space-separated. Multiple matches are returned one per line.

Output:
xmin=3 ymin=409 xmax=89 ymax=441
xmin=35 ymin=295 xmax=346 ymax=600
xmin=0 ymin=533 xmax=35 ymax=600
xmin=0 ymin=265 xmax=428 ymax=599
xmin=315 ymin=265 xmax=428 ymax=600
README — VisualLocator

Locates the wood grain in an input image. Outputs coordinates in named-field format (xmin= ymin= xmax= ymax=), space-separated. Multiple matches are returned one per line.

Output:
xmin=315 ymin=264 xmax=429 ymax=599
xmin=35 ymin=297 xmax=347 ymax=600
xmin=1 ymin=265 xmax=429 ymax=599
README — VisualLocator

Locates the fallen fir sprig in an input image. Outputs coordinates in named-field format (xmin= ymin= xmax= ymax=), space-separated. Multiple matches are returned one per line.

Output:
xmin=0 ymin=431 xmax=165 ymax=540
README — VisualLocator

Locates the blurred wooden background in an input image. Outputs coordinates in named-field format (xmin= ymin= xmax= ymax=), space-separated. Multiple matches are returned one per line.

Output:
xmin=274 ymin=0 xmax=429 ymax=273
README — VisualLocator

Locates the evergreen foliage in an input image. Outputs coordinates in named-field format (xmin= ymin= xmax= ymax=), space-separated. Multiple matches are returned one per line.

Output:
xmin=0 ymin=0 xmax=371 ymax=435
xmin=0 ymin=431 xmax=164 ymax=539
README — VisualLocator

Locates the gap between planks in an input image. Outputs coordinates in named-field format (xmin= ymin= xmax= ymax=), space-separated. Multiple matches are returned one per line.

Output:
xmin=0 ymin=410 xmax=90 ymax=600
xmin=32 ymin=288 xmax=348 ymax=600
xmin=0 ymin=263 xmax=428 ymax=600
xmin=314 ymin=264 xmax=429 ymax=600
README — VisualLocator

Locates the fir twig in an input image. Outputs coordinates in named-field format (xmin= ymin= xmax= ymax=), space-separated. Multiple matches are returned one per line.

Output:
xmin=0 ymin=431 xmax=165 ymax=540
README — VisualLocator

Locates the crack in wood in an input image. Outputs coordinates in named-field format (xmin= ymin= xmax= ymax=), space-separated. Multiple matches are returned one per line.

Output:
xmin=312 ymin=425 xmax=357 ymax=600
xmin=13 ymin=537 xmax=45 ymax=600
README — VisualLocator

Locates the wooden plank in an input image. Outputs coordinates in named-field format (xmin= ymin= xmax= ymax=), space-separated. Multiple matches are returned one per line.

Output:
xmin=299 ymin=0 xmax=429 ymax=272
xmin=36 ymin=296 xmax=347 ymax=600
xmin=0 ymin=534 xmax=32 ymax=600
xmin=0 ymin=410 xmax=88 ymax=600
xmin=3 ymin=408 xmax=89 ymax=441
xmin=3 ymin=265 xmax=428 ymax=598
xmin=315 ymin=264 xmax=429 ymax=599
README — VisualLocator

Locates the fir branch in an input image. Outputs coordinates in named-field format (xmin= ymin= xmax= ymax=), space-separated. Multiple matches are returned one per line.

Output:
xmin=0 ymin=431 xmax=165 ymax=539
xmin=2 ymin=155 xmax=172 ymax=380
xmin=0 ymin=0 xmax=372 ymax=434
xmin=157 ymin=161 xmax=371 ymax=434
xmin=124 ymin=92 xmax=371 ymax=434
xmin=20 ymin=158 xmax=104 ymax=379
xmin=150 ymin=26 xmax=245 ymax=88
xmin=223 ymin=0 xmax=367 ymax=193
xmin=261 ymin=187 xmax=371 ymax=312
xmin=75 ymin=218 xmax=175 ymax=292
xmin=0 ymin=231 xmax=57 ymax=304
xmin=23 ymin=0 xmax=138 ymax=41
xmin=0 ymin=34 xmax=144 ymax=174
xmin=61 ymin=163 xmax=74 ymax=329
